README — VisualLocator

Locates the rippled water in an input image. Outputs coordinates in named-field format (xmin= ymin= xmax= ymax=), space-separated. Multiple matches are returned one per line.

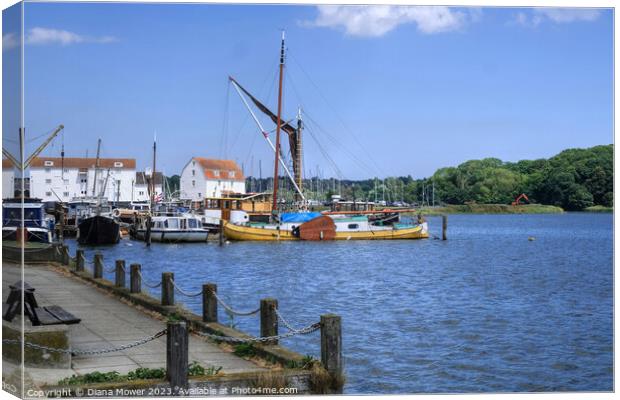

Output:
xmin=67 ymin=213 xmax=613 ymax=394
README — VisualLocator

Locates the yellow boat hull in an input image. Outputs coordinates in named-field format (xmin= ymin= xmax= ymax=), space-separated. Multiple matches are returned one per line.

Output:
xmin=223 ymin=221 xmax=429 ymax=241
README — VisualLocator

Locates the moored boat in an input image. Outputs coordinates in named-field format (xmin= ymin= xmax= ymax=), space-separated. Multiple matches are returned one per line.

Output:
xmin=2 ymin=198 xmax=55 ymax=243
xmin=134 ymin=213 xmax=208 ymax=242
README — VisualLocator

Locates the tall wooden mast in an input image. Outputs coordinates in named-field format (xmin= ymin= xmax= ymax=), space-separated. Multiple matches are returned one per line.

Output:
xmin=151 ymin=133 xmax=157 ymax=209
xmin=272 ymin=31 xmax=286 ymax=213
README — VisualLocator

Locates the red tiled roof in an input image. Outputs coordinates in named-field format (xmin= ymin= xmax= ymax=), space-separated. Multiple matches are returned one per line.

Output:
xmin=29 ymin=157 xmax=136 ymax=169
xmin=192 ymin=157 xmax=244 ymax=181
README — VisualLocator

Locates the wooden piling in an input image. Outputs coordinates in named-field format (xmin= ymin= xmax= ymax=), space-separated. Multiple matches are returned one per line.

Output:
xmin=94 ymin=254 xmax=103 ymax=278
xmin=442 ymin=215 xmax=448 ymax=240
xmin=115 ymin=260 xmax=126 ymax=288
xmin=130 ymin=264 xmax=141 ymax=293
xmin=260 ymin=298 xmax=278 ymax=345
xmin=202 ymin=283 xmax=217 ymax=323
xmin=321 ymin=314 xmax=343 ymax=387
xmin=62 ymin=245 xmax=70 ymax=266
xmin=76 ymin=249 xmax=84 ymax=272
xmin=219 ymin=219 xmax=224 ymax=246
xmin=162 ymin=272 xmax=174 ymax=306
xmin=166 ymin=321 xmax=188 ymax=392
xmin=145 ymin=215 xmax=152 ymax=247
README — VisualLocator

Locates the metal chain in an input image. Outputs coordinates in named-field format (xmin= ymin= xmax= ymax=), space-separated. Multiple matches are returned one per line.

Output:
xmin=275 ymin=308 xmax=311 ymax=333
xmin=137 ymin=270 xmax=162 ymax=288
xmin=2 ymin=330 xmax=166 ymax=356
xmin=171 ymin=279 xmax=203 ymax=297
xmin=209 ymin=289 xmax=260 ymax=316
xmin=194 ymin=322 xmax=320 ymax=343
xmin=104 ymin=264 xmax=117 ymax=273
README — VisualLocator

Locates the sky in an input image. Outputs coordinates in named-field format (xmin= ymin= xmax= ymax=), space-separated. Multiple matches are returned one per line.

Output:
xmin=2 ymin=3 xmax=614 ymax=180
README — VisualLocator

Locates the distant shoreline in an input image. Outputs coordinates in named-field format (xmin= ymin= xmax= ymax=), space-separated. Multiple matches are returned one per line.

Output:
xmin=414 ymin=204 xmax=564 ymax=215
xmin=408 ymin=204 xmax=613 ymax=215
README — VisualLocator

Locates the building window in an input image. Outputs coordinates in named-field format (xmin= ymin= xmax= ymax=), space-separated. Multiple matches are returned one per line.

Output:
xmin=192 ymin=180 xmax=195 ymax=187
xmin=63 ymin=192 xmax=70 ymax=197
xmin=139 ymin=191 xmax=144 ymax=196
xmin=45 ymin=192 xmax=52 ymax=197
xmin=198 ymin=193 xmax=201 ymax=198
xmin=114 ymin=161 xmax=123 ymax=168
xmin=192 ymin=170 xmax=195 ymax=176
xmin=229 ymin=171 xmax=235 ymax=178
xmin=192 ymin=160 xmax=195 ymax=166
xmin=45 ymin=168 xmax=51 ymax=173
xmin=44 ymin=161 xmax=54 ymax=166
xmin=45 ymin=179 xmax=52 ymax=184
xmin=213 ymin=170 xmax=220 ymax=177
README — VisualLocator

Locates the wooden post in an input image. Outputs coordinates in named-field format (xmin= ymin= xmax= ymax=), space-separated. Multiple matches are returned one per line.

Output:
xmin=166 ymin=321 xmax=188 ymax=392
xmin=145 ymin=215 xmax=152 ymax=247
xmin=76 ymin=249 xmax=85 ymax=272
xmin=202 ymin=283 xmax=217 ymax=323
xmin=321 ymin=314 xmax=343 ymax=387
xmin=442 ymin=215 xmax=448 ymax=240
xmin=94 ymin=254 xmax=103 ymax=278
xmin=130 ymin=264 xmax=141 ymax=293
xmin=162 ymin=272 xmax=174 ymax=306
xmin=115 ymin=260 xmax=126 ymax=288
xmin=260 ymin=298 xmax=278 ymax=345
xmin=62 ymin=245 xmax=70 ymax=266
xmin=219 ymin=219 xmax=224 ymax=246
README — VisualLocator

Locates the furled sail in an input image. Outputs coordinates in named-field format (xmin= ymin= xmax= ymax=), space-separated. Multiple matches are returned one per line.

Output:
xmin=229 ymin=76 xmax=301 ymax=187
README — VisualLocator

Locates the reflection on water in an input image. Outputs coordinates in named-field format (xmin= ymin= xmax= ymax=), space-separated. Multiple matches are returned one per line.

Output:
xmin=68 ymin=213 xmax=613 ymax=393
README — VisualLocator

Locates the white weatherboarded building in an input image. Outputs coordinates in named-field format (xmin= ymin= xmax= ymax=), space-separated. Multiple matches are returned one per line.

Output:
xmin=25 ymin=157 xmax=137 ymax=202
xmin=180 ymin=158 xmax=245 ymax=201
xmin=133 ymin=172 xmax=164 ymax=202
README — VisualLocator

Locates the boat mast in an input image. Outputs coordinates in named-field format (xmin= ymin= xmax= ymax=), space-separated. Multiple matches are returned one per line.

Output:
xmin=295 ymin=107 xmax=303 ymax=199
xmin=92 ymin=138 xmax=101 ymax=197
xmin=272 ymin=31 xmax=286 ymax=214
xmin=151 ymin=133 xmax=157 ymax=210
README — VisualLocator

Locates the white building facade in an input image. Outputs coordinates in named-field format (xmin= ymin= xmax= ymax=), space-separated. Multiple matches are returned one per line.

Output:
xmin=2 ymin=160 xmax=17 ymax=198
xmin=25 ymin=157 xmax=137 ymax=203
xmin=133 ymin=172 xmax=164 ymax=202
xmin=180 ymin=158 xmax=245 ymax=201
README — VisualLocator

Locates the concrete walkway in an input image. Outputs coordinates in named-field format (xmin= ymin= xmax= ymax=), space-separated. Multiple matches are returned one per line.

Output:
xmin=2 ymin=263 xmax=266 ymax=385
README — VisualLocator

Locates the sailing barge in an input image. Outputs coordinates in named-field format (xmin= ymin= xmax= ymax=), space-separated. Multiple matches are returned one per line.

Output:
xmin=222 ymin=32 xmax=429 ymax=241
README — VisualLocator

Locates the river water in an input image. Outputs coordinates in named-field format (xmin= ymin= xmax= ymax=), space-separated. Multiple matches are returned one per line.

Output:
xmin=66 ymin=213 xmax=613 ymax=394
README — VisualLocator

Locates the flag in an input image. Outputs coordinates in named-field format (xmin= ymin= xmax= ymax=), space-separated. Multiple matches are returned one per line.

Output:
xmin=154 ymin=193 xmax=163 ymax=203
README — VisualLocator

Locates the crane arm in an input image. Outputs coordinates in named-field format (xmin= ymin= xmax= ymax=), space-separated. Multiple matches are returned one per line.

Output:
xmin=23 ymin=124 xmax=64 ymax=168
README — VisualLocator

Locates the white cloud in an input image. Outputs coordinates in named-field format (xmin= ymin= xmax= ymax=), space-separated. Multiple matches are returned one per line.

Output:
xmin=304 ymin=6 xmax=474 ymax=37
xmin=513 ymin=8 xmax=602 ymax=27
xmin=535 ymin=8 xmax=602 ymax=23
xmin=3 ymin=27 xmax=117 ymax=50
xmin=3 ymin=33 xmax=19 ymax=51
xmin=26 ymin=27 xmax=117 ymax=46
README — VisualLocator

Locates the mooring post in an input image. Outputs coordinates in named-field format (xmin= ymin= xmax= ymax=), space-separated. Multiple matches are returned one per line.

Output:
xmin=260 ymin=298 xmax=278 ymax=345
xmin=94 ymin=253 xmax=103 ymax=278
xmin=442 ymin=215 xmax=448 ymax=240
xmin=321 ymin=314 xmax=343 ymax=390
xmin=166 ymin=321 xmax=189 ymax=393
xmin=145 ymin=215 xmax=152 ymax=247
xmin=202 ymin=283 xmax=217 ymax=323
xmin=76 ymin=249 xmax=85 ymax=272
xmin=115 ymin=260 xmax=126 ymax=288
xmin=130 ymin=263 xmax=141 ymax=293
xmin=62 ymin=245 xmax=70 ymax=266
xmin=219 ymin=219 xmax=224 ymax=246
xmin=162 ymin=272 xmax=174 ymax=306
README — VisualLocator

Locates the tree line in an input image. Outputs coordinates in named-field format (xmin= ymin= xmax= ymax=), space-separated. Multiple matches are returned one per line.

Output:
xmin=166 ymin=144 xmax=612 ymax=211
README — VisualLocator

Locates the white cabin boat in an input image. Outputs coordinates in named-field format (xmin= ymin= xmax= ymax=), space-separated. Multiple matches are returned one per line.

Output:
xmin=2 ymin=199 xmax=54 ymax=243
xmin=134 ymin=214 xmax=209 ymax=242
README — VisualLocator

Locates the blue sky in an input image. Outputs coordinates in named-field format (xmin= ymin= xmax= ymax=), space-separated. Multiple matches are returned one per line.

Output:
xmin=3 ymin=4 xmax=614 ymax=179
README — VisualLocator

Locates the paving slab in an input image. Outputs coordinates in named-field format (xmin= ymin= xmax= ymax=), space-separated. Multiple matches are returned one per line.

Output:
xmin=2 ymin=262 xmax=267 ymax=385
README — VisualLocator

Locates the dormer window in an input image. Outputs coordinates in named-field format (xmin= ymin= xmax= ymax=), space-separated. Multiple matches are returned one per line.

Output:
xmin=114 ymin=161 xmax=123 ymax=168
xmin=213 ymin=170 xmax=220 ymax=177
xmin=229 ymin=171 xmax=235 ymax=178
xmin=44 ymin=160 xmax=54 ymax=167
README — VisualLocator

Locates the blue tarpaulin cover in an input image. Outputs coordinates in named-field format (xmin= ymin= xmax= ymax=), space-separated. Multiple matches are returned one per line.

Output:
xmin=280 ymin=212 xmax=322 ymax=223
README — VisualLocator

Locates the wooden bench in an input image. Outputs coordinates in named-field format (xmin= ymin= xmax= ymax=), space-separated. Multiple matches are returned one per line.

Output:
xmin=3 ymin=281 xmax=81 ymax=326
